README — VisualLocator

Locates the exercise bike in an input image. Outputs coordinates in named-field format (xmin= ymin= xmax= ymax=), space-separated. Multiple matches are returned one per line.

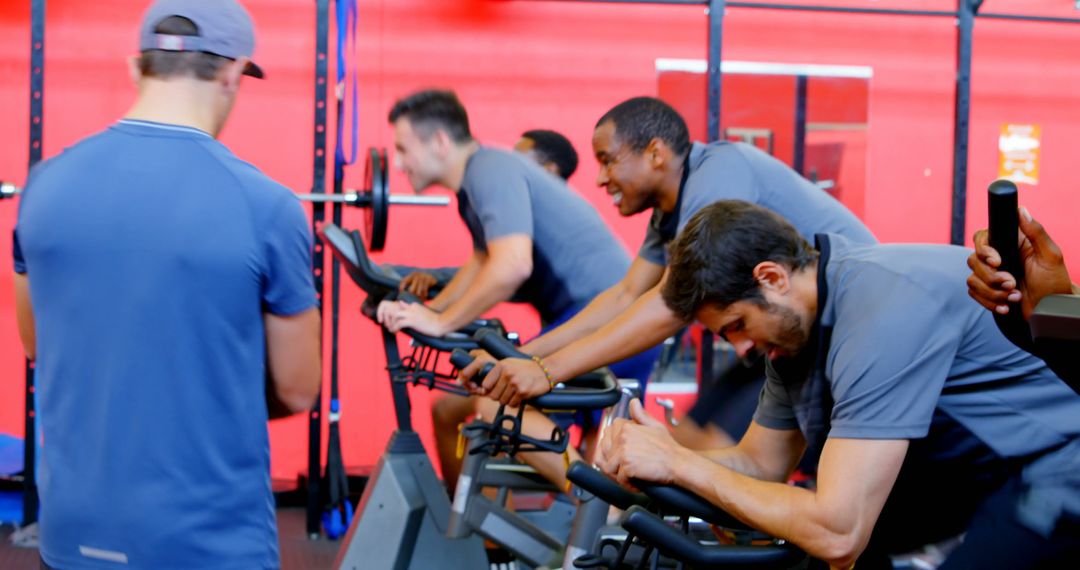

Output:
xmin=321 ymin=223 xmax=635 ymax=569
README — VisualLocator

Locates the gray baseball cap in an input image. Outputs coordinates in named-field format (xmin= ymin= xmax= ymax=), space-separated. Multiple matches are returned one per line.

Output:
xmin=139 ymin=0 xmax=264 ymax=79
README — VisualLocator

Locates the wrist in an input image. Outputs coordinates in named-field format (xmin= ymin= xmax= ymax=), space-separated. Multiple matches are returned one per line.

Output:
xmin=530 ymin=355 xmax=557 ymax=391
xmin=433 ymin=313 xmax=452 ymax=337
xmin=671 ymin=445 xmax=703 ymax=487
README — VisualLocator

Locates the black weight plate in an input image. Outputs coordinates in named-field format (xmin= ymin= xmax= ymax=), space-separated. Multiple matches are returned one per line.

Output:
xmin=364 ymin=147 xmax=389 ymax=251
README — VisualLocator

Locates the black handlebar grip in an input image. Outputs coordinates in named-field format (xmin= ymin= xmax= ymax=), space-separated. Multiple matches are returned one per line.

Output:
xmin=988 ymin=180 xmax=1024 ymax=285
xmin=450 ymin=348 xmax=493 ymax=385
xmin=474 ymin=327 xmax=527 ymax=360
xmin=396 ymin=290 xmax=422 ymax=304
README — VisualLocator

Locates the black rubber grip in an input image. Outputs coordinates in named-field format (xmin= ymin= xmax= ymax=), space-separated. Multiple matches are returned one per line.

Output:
xmin=470 ymin=328 xmax=622 ymax=410
xmin=459 ymin=318 xmax=506 ymax=337
xmin=631 ymin=478 xmax=749 ymax=530
xmin=620 ymin=506 xmax=805 ymax=567
xmin=988 ymin=180 xmax=1024 ymax=284
xmin=404 ymin=329 xmax=476 ymax=352
xmin=475 ymin=327 xmax=527 ymax=360
xmin=565 ymin=461 xmax=647 ymax=511
xmin=531 ymin=371 xmax=622 ymax=410
xmin=450 ymin=348 xmax=493 ymax=385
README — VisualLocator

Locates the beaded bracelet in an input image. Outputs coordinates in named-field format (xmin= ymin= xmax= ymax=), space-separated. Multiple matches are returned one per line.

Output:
xmin=530 ymin=355 xmax=557 ymax=389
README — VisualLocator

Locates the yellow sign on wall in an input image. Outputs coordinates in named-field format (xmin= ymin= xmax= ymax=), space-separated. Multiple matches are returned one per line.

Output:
xmin=998 ymin=124 xmax=1040 ymax=186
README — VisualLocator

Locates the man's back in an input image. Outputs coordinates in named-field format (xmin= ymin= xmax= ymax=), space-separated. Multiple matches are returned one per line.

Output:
xmin=15 ymin=119 xmax=314 ymax=569
xmin=821 ymin=236 xmax=1080 ymax=531
xmin=639 ymin=141 xmax=876 ymax=266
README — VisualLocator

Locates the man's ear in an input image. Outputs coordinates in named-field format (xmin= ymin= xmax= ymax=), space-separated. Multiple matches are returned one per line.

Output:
xmin=127 ymin=55 xmax=143 ymax=86
xmin=221 ymin=57 xmax=248 ymax=91
xmin=752 ymin=261 xmax=791 ymax=294
xmin=646 ymin=137 xmax=669 ymax=169
xmin=431 ymin=128 xmax=455 ymax=157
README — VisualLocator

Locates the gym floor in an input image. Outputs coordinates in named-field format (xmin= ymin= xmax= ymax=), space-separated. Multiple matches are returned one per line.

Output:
xmin=0 ymin=509 xmax=340 ymax=570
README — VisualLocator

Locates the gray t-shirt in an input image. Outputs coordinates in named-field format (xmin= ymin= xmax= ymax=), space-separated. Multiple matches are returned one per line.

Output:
xmin=754 ymin=234 xmax=1080 ymax=534
xmin=639 ymin=141 xmax=877 ymax=265
xmin=458 ymin=147 xmax=630 ymax=323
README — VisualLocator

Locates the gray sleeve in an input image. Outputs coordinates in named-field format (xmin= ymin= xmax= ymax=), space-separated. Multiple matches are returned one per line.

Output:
xmin=827 ymin=274 xmax=963 ymax=439
xmin=672 ymin=145 xmax=763 ymax=240
xmin=751 ymin=359 xmax=800 ymax=430
xmin=637 ymin=212 xmax=667 ymax=265
xmin=466 ymin=156 xmax=533 ymax=242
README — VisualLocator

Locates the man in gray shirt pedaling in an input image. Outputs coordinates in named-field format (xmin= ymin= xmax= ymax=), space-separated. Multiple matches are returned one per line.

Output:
xmin=377 ymin=89 xmax=658 ymax=491
xmin=391 ymin=128 xmax=584 ymax=300
xmin=460 ymin=97 xmax=875 ymax=483
xmin=599 ymin=200 xmax=1080 ymax=568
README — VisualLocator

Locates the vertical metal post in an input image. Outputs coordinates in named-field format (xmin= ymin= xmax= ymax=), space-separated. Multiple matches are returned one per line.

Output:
xmin=306 ymin=0 xmax=331 ymax=539
xmin=23 ymin=0 xmax=46 ymax=526
xmin=706 ymin=0 xmax=725 ymax=143
xmin=383 ymin=328 xmax=412 ymax=432
xmin=793 ymin=75 xmax=808 ymax=175
xmin=950 ymin=0 xmax=979 ymax=245
xmin=699 ymin=0 xmax=725 ymax=388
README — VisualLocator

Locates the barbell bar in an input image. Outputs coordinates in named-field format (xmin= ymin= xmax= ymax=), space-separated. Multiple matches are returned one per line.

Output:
xmin=297 ymin=193 xmax=449 ymax=207
xmin=1 ymin=181 xmax=20 ymax=199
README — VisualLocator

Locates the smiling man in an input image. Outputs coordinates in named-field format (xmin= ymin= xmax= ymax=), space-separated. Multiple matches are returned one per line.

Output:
xmin=599 ymin=200 xmax=1080 ymax=568
xmin=464 ymin=96 xmax=875 ymax=456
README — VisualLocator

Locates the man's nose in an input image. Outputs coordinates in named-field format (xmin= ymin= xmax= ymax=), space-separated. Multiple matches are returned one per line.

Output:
xmin=728 ymin=334 xmax=755 ymax=359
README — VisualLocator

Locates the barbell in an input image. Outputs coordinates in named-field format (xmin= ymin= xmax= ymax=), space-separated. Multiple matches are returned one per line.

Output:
xmin=296 ymin=147 xmax=449 ymax=251
xmin=2 ymin=147 xmax=450 ymax=252
xmin=1 ymin=181 xmax=18 ymax=200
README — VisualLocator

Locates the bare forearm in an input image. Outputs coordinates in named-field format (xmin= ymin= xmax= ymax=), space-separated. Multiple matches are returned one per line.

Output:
xmin=266 ymin=374 xmax=301 ymax=419
xmin=265 ymin=309 xmax=322 ymax=414
xmin=697 ymin=446 xmax=777 ymax=481
xmin=544 ymin=288 xmax=684 ymax=381
xmin=429 ymin=255 xmax=482 ymax=311
xmin=676 ymin=437 xmax=906 ymax=569
xmin=523 ymin=284 xmax=636 ymax=357
xmin=437 ymin=263 xmax=525 ymax=333
xmin=673 ymin=452 xmax=856 ymax=567
xmin=700 ymin=422 xmax=806 ymax=482
xmin=14 ymin=273 xmax=35 ymax=360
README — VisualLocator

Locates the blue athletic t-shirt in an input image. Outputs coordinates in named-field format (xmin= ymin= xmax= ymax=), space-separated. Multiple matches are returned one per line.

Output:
xmin=13 ymin=120 xmax=316 ymax=569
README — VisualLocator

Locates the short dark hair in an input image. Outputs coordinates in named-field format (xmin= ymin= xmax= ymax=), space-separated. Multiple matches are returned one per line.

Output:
xmin=596 ymin=97 xmax=690 ymax=158
xmin=388 ymin=89 xmax=473 ymax=143
xmin=138 ymin=16 xmax=231 ymax=81
xmin=662 ymin=201 xmax=818 ymax=320
xmin=521 ymin=129 xmax=579 ymax=179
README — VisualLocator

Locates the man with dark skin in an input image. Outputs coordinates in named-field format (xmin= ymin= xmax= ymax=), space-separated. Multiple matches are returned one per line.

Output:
xmin=966 ymin=205 xmax=1076 ymax=318
xmin=461 ymin=98 xmax=873 ymax=482
xmin=967 ymin=205 xmax=1080 ymax=387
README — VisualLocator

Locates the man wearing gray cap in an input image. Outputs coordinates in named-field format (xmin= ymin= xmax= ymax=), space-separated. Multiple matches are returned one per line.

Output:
xmin=12 ymin=1 xmax=320 ymax=568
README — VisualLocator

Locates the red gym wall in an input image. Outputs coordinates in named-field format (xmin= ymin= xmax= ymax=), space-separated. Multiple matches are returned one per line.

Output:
xmin=2 ymin=0 xmax=1080 ymax=484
